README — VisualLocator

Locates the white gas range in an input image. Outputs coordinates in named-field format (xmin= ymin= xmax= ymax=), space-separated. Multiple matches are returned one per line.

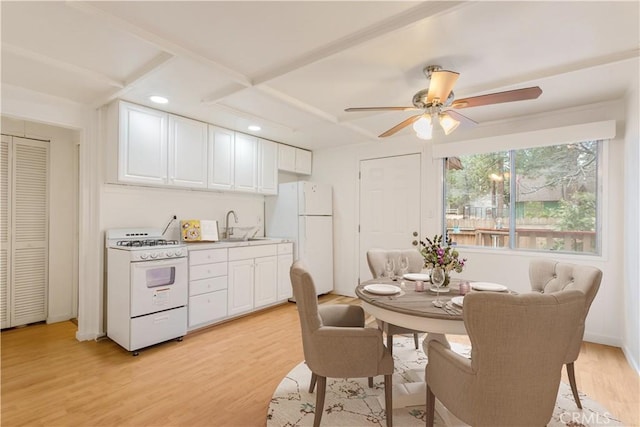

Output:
xmin=106 ymin=228 xmax=188 ymax=356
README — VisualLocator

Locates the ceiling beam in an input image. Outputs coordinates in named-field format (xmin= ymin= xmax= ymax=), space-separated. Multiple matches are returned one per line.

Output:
xmin=252 ymin=1 xmax=467 ymax=85
xmin=66 ymin=1 xmax=253 ymax=89
xmin=2 ymin=42 xmax=124 ymax=88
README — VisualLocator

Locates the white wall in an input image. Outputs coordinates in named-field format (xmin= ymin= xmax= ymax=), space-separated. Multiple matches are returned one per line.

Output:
xmin=313 ymin=100 xmax=633 ymax=351
xmin=1 ymin=116 xmax=80 ymax=324
xmin=623 ymin=81 xmax=639 ymax=372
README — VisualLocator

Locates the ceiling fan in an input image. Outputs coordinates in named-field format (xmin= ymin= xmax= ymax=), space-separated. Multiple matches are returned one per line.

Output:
xmin=345 ymin=65 xmax=542 ymax=139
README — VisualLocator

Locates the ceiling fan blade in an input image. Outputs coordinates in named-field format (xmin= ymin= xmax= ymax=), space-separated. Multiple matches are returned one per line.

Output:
xmin=345 ymin=106 xmax=418 ymax=112
xmin=378 ymin=114 xmax=422 ymax=138
xmin=452 ymin=86 xmax=542 ymax=109
xmin=427 ymin=70 xmax=460 ymax=104
xmin=444 ymin=109 xmax=478 ymax=127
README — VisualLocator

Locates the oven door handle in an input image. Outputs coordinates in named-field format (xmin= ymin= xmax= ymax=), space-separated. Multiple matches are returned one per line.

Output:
xmin=132 ymin=257 xmax=187 ymax=268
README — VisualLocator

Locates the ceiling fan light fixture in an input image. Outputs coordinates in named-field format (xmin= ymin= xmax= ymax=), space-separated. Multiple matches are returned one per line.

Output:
xmin=413 ymin=115 xmax=432 ymax=140
xmin=439 ymin=113 xmax=460 ymax=135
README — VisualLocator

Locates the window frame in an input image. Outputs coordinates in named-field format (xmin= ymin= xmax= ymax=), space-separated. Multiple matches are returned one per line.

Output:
xmin=441 ymin=141 xmax=603 ymax=256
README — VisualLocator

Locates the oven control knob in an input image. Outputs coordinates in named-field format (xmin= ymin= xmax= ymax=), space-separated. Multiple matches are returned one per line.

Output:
xmin=166 ymin=251 xmax=174 ymax=257
xmin=175 ymin=249 xmax=183 ymax=257
xmin=140 ymin=252 xmax=149 ymax=260
xmin=150 ymin=252 xmax=159 ymax=259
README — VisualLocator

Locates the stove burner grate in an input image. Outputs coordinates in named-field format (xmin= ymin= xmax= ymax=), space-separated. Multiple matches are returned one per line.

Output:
xmin=116 ymin=239 xmax=179 ymax=247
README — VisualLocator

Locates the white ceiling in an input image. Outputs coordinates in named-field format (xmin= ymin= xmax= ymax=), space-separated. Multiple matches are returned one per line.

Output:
xmin=2 ymin=1 xmax=638 ymax=150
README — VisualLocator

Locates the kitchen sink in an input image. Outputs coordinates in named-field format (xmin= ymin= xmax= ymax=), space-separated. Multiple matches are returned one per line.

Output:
xmin=220 ymin=237 xmax=267 ymax=242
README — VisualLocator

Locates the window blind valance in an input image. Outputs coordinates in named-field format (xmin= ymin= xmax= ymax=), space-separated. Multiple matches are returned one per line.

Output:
xmin=432 ymin=120 xmax=616 ymax=158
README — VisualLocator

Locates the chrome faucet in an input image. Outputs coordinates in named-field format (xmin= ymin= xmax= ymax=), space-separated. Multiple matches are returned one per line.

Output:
xmin=225 ymin=210 xmax=238 ymax=239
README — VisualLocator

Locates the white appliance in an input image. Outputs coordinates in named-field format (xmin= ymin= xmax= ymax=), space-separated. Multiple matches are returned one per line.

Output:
xmin=265 ymin=181 xmax=333 ymax=295
xmin=106 ymin=228 xmax=188 ymax=355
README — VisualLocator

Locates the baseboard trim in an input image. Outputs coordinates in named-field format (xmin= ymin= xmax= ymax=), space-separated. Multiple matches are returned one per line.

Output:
xmin=583 ymin=332 xmax=621 ymax=348
xmin=622 ymin=344 xmax=640 ymax=375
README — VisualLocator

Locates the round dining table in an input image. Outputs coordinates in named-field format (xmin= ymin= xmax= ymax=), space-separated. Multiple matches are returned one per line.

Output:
xmin=355 ymin=277 xmax=468 ymax=335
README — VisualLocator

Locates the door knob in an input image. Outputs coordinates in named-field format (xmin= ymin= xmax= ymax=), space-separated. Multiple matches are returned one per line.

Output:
xmin=413 ymin=231 xmax=418 ymax=237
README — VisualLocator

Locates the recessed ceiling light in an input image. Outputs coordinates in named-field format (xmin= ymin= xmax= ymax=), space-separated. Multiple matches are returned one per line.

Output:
xmin=248 ymin=125 xmax=261 ymax=131
xmin=149 ymin=95 xmax=169 ymax=104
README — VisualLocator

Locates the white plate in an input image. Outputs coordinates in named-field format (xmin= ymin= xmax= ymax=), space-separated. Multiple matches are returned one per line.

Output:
xmin=471 ymin=282 xmax=508 ymax=292
xmin=403 ymin=273 xmax=430 ymax=281
xmin=364 ymin=284 xmax=401 ymax=295
xmin=451 ymin=296 xmax=465 ymax=307
xmin=429 ymin=286 xmax=450 ymax=293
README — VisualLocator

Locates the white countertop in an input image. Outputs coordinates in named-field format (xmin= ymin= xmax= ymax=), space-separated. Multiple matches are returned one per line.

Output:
xmin=185 ymin=237 xmax=292 ymax=250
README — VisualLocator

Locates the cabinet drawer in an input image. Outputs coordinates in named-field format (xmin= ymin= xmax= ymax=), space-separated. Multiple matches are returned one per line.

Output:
xmin=277 ymin=243 xmax=293 ymax=255
xmin=190 ymin=276 xmax=227 ymax=297
xmin=189 ymin=290 xmax=228 ymax=327
xmin=228 ymin=244 xmax=277 ymax=261
xmin=190 ymin=262 xmax=227 ymax=281
xmin=189 ymin=248 xmax=228 ymax=266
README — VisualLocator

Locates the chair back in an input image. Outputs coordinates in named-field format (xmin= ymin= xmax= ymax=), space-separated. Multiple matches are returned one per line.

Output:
xmin=529 ymin=259 xmax=602 ymax=361
xmin=462 ymin=291 xmax=585 ymax=426
xmin=290 ymin=261 xmax=324 ymax=368
xmin=367 ymin=248 xmax=423 ymax=278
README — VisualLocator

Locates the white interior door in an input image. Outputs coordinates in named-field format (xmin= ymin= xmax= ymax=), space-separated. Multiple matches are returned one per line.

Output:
xmin=359 ymin=154 xmax=421 ymax=283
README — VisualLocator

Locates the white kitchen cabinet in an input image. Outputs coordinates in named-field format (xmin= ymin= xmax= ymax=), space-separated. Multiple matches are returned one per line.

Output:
xmin=228 ymin=244 xmax=278 ymax=315
xmin=258 ymin=138 xmax=278 ymax=195
xmin=227 ymin=258 xmax=255 ymax=316
xmin=277 ymin=243 xmax=294 ymax=301
xmin=277 ymin=143 xmax=312 ymax=175
xmin=233 ymin=132 xmax=258 ymax=193
xmin=188 ymin=248 xmax=228 ymax=329
xmin=254 ymin=256 xmax=278 ymax=308
xmin=168 ymin=115 xmax=208 ymax=188
xmin=118 ymin=101 xmax=168 ymax=185
xmin=278 ymin=144 xmax=296 ymax=171
xmin=295 ymin=148 xmax=312 ymax=175
xmin=208 ymin=125 xmax=235 ymax=190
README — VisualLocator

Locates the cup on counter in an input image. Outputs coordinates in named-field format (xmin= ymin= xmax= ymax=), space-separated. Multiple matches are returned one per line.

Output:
xmin=459 ymin=281 xmax=470 ymax=295
xmin=415 ymin=280 xmax=425 ymax=292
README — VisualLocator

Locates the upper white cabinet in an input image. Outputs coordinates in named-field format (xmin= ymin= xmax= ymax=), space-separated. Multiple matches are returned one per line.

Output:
xmin=258 ymin=139 xmax=278 ymax=195
xmin=278 ymin=143 xmax=312 ymax=175
xmin=168 ymin=115 xmax=208 ymax=188
xmin=108 ymin=100 xmax=311 ymax=193
xmin=233 ymin=132 xmax=258 ymax=193
xmin=118 ymin=102 xmax=168 ymax=185
xmin=208 ymin=125 xmax=235 ymax=190
xmin=295 ymin=148 xmax=312 ymax=175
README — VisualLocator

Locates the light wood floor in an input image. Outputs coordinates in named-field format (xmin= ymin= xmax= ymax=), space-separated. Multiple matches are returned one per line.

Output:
xmin=2 ymin=295 xmax=638 ymax=426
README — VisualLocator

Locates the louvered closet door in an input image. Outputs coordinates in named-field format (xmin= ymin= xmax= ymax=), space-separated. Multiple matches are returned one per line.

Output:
xmin=1 ymin=136 xmax=49 ymax=327
xmin=1 ymin=136 xmax=10 ymax=328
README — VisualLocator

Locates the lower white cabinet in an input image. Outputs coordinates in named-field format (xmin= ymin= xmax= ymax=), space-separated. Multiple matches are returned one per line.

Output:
xmin=187 ymin=242 xmax=290 ymax=329
xmin=277 ymin=243 xmax=294 ymax=300
xmin=188 ymin=248 xmax=228 ymax=329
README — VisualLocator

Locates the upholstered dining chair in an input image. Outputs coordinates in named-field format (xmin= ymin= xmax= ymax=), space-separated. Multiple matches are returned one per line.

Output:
xmin=367 ymin=248 xmax=424 ymax=353
xmin=425 ymin=290 xmax=586 ymax=427
xmin=290 ymin=260 xmax=394 ymax=427
xmin=529 ymin=259 xmax=603 ymax=409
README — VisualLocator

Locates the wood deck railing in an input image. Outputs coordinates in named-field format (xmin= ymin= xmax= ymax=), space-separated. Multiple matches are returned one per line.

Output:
xmin=446 ymin=227 xmax=597 ymax=253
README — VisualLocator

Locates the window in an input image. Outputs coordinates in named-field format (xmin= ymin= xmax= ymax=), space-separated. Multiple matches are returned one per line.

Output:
xmin=444 ymin=141 xmax=601 ymax=255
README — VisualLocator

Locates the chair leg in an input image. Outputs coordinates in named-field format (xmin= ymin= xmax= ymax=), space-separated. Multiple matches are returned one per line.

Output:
xmin=368 ymin=377 xmax=374 ymax=388
xmin=387 ymin=333 xmax=394 ymax=356
xmin=384 ymin=374 xmax=393 ymax=427
xmin=566 ymin=362 xmax=582 ymax=409
xmin=313 ymin=376 xmax=327 ymax=427
xmin=309 ymin=373 xmax=317 ymax=393
xmin=413 ymin=333 xmax=419 ymax=350
xmin=426 ymin=384 xmax=435 ymax=427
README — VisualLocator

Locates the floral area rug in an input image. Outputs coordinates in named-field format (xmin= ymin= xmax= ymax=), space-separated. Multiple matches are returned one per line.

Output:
xmin=267 ymin=336 xmax=621 ymax=426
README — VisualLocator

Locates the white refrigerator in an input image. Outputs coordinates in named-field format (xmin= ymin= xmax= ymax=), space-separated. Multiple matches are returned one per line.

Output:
xmin=265 ymin=181 xmax=333 ymax=296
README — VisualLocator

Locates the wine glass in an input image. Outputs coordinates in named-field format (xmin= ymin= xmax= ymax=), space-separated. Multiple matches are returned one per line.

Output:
xmin=431 ymin=267 xmax=446 ymax=307
xmin=384 ymin=258 xmax=395 ymax=281
xmin=398 ymin=255 xmax=409 ymax=288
